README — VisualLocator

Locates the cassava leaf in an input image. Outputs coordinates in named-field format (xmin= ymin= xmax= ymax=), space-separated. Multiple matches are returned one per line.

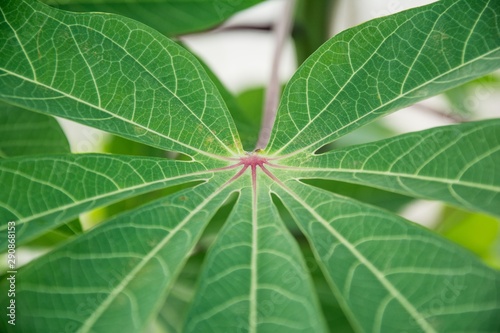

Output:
xmin=267 ymin=0 xmax=500 ymax=156
xmin=1 ymin=0 xmax=500 ymax=332
xmin=0 ymin=102 xmax=69 ymax=157
xmin=0 ymin=154 xmax=212 ymax=248
xmin=0 ymin=0 xmax=242 ymax=160
xmin=0 ymin=104 xmax=85 ymax=245
xmin=0 ymin=175 xmax=240 ymax=333
xmin=280 ymin=119 xmax=500 ymax=217
xmin=272 ymin=178 xmax=500 ymax=332
xmin=41 ymin=0 xmax=264 ymax=36
xmin=185 ymin=174 xmax=327 ymax=333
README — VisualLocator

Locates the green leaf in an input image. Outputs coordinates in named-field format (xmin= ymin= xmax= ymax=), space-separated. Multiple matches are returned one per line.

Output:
xmin=156 ymin=252 xmax=205 ymax=333
xmin=0 ymin=176 xmax=239 ymax=333
xmin=185 ymin=174 xmax=327 ymax=333
xmin=293 ymin=0 xmax=334 ymax=65
xmin=0 ymin=102 xmax=69 ymax=157
xmin=0 ymin=103 xmax=84 ymax=245
xmin=443 ymin=74 xmax=500 ymax=115
xmin=103 ymin=133 xmax=168 ymax=158
xmin=273 ymin=178 xmax=500 ymax=332
xmin=21 ymin=218 xmax=83 ymax=248
xmin=280 ymin=120 xmax=500 ymax=217
xmin=0 ymin=154 xmax=211 ymax=248
xmin=267 ymin=0 xmax=500 ymax=156
xmin=0 ymin=0 xmax=242 ymax=160
xmin=236 ymin=87 xmax=266 ymax=129
xmin=437 ymin=207 xmax=500 ymax=269
xmin=1 ymin=0 xmax=500 ymax=332
xmin=41 ymin=0 xmax=264 ymax=36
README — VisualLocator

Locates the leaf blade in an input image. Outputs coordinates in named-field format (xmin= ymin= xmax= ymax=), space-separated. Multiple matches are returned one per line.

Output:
xmin=267 ymin=0 xmax=500 ymax=156
xmin=273 ymin=178 xmax=500 ymax=332
xmin=185 ymin=173 xmax=327 ymax=333
xmin=0 ymin=176 xmax=238 ymax=333
xmin=280 ymin=120 xmax=500 ymax=217
xmin=0 ymin=154 xmax=214 ymax=248
xmin=0 ymin=0 xmax=242 ymax=160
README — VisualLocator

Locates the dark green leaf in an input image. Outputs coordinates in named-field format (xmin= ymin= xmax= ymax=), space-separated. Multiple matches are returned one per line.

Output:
xmin=0 ymin=102 xmax=69 ymax=157
xmin=0 ymin=0 xmax=242 ymax=160
xmin=42 ymin=0 xmax=264 ymax=36
xmin=281 ymin=120 xmax=500 ymax=217
xmin=267 ymin=0 xmax=500 ymax=156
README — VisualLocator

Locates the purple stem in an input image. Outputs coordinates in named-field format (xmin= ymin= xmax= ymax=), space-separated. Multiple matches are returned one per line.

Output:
xmin=256 ymin=0 xmax=296 ymax=150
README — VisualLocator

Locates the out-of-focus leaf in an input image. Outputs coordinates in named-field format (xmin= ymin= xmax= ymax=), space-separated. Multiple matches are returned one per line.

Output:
xmin=155 ymin=252 xmax=205 ymax=333
xmin=444 ymin=74 xmax=500 ymax=115
xmin=437 ymin=207 xmax=500 ymax=269
xmin=0 ymin=103 xmax=69 ymax=157
xmin=41 ymin=0 xmax=264 ymax=36
xmin=293 ymin=0 xmax=335 ymax=65
xmin=236 ymin=86 xmax=265 ymax=131
xmin=303 ymin=179 xmax=413 ymax=213
xmin=298 ymin=240 xmax=355 ymax=333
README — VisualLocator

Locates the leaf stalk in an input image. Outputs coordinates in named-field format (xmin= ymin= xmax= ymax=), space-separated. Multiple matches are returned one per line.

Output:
xmin=256 ymin=0 xmax=296 ymax=150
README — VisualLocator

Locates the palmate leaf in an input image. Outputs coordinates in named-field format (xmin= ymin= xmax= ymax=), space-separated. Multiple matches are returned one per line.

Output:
xmin=0 ymin=104 xmax=85 ymax=242
xmin=272 ymin=178 xmax=500 ymax=332
xmin=0 ymin=175 xmax=241 ymax=333
xmin=281 ymin=119 xmax=500 ymax=217
xmin=0 ymin=0 xmax=242 ymax=161
xmin=0 ymin=154 xmax=212 ymax=249
xmin=267 ymin=0 xmax=500 ymax=157
xmin=1 ymin=0 xmax=500 ymax=333
xmin=184 ymin=174 xmax=327 ymax=333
